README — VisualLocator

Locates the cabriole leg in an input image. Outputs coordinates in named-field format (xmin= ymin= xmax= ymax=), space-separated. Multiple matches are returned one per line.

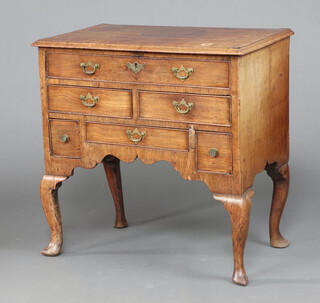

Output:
xmin=213 ymin=189 xmax=254 ymax=286
xmin=103 ymin=156 xmax=128 ymax=228
xmin=266 ymin=163 xmax=290 ymax=248
xmin=40 ymin=175 xmax=68 ymax=256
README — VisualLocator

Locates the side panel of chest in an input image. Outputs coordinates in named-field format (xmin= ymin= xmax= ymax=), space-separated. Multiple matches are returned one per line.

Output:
xmin=238 ymin=38 xmax=290 ymax=191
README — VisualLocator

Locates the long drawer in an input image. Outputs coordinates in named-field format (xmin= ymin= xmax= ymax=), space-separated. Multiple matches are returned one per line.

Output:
xmin=86 ymin=123 xmax=189 ymax=151
xmin=46 ymin=52 xmax=230 ymax=89
xmin=48 ymin=85 xmax=133 ymax=118
xmin=138 ymin=91 xmax=231 ymax=126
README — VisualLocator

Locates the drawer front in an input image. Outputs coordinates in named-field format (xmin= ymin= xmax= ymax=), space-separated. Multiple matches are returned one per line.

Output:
xmin=49 ymin=120 xmax=81 ymax=158
xmin=197 ymin=132 xmax=232 ymax=174
xmin=47 ymin=52 xmax=229 ymax=88
xmin=48 ymin=85 xmax=132 ymax=118
xmin=138 ymin=91 xmax=231 ymax=126
xmin=86 ymin=123 xmax=188 ymax=151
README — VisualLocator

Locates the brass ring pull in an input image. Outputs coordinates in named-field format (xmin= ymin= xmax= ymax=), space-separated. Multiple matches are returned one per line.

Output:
xmin=209 ymin=148 xmax=218 ymax=158
xmin=172 ymin=98 xmax=194 ymax=114
xmin=126 ymin=128 xmax=146 ymax=144
xmin=127 ymin=62 xmax=145 ymax=74
xmin=60 ymin=134 xmax=69 ymax=143
xmin=80 ymin=93 xmax=99 ymax=108
xmin=172 ymin=65 xmax=194 ymax=81
xmin=80 ymin=61 xmax=99 ymax=75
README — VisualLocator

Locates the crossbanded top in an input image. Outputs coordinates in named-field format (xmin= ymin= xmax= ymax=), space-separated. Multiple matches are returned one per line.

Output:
xmin=32 ymin=24 xmax=293 ymax=55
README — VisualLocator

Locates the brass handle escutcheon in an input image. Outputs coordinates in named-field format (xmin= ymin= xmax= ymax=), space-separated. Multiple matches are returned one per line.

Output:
xmin=60 ymin=134 xmax=69 ymax=143
xmin=172 ymin=98 xmax=194 ymax=114
xmin=209 ymin=148 xmax=218 ymax=158
xmin=172 ymin=65 xmax=194 ymax=81
xmin=127 ymin=62 xmax=145 ymax=74
xmin=80 ymin=93 xmax=99 ymax=108
xmin=80 ymin=61 xmax=99 ymax=75
xmin=126 ymin=128 xmax=146 ymax=144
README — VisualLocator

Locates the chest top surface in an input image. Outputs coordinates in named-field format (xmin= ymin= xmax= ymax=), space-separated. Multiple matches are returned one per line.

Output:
xmin=32 ymin=24 xmax=293 ymax=55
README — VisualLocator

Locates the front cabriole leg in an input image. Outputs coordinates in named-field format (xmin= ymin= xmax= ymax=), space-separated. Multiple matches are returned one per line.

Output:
xmin=266 ymin=163 xmax=290 ymax=248
xmin=40 ymin=175 xmax=68 ymax=256
xmin=213 ymin=189 xmax=254 ymax=286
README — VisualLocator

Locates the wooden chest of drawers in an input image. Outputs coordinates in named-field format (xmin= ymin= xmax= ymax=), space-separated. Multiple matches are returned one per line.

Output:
xmin=33 ymin=24 xmax=293 ymax=286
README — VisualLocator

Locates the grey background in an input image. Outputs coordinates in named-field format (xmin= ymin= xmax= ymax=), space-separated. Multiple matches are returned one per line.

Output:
xmin=0 ymin=0 xmax=319 ymax=302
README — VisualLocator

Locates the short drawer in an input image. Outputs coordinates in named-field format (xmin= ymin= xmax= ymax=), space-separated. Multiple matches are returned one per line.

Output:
xmin=197 ymin=132 xmax=232 ymax=174
xmin=86 ymin=123 xmax=188 ymax=151
xmin=48 ymin=85 xmax=132 ymax=118
xmin=47 ymin=52 xmax=229 ymax=88
xmin=49 ymin=119 xmax=81 ymax=158
xmin=138 ymin=91 xmax=231 ymax=126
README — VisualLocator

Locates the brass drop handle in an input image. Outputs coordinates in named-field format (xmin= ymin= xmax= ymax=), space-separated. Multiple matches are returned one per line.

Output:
xmin=80 ymin=93 xmax=99 ymax=108
xmin=172 ymin=65 xmax=194 ymax=81
xmin=172 ymin=99 xmax=194 ymax=114
xmin=80 ymin=61 xmax=99 ymax=75
xmin=126 ymin=128 xmax=146 ymax=144
xmin=209 ymin=148 xmax=218 ymax=158
xmin=60 ymin=134 xmax=69 ymax=143
xmin=127 ymin=62 xmax=145 ymax=74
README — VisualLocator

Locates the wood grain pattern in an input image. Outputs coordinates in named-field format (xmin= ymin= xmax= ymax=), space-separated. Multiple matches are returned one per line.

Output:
xmin=197 ymin=132 xmax=232 ymax=174
xmin=47 ymin=52 xmax=230 ymax=88
xmin=238 ymin=38 xmax=290 ymax=192
xmin=138 ymin=91 xmax=231 ymax=126
xmin=48 ymin=85 xmax=133 ymax=118
xmin=33 ymin=24 xmax=293 ymax=55
xmin=40 ymin=175 xmax=68 ymax=256
xmin=86 ymin=123 xmax=189 ymax=151
xmin=44 ymin=48 xmax=232 ymax=96
xmin=213 ymin=189 xmax=254 ymax=286
xmin=49 ymin=119 xmax=81 ymax=158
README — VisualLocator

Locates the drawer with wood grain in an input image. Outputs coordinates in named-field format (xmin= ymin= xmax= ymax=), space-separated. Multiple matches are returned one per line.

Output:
xmin=138 ymin=91 xmax=231 ymax=126
xmin=86 ymin=123 xmax=189 ymax=151
xmin=197 ymin=132 xmax=232 ymax=174
xmin=46 ymin=52 xmax=230 ymax=89
xmin=49 ymin=119 xmax=81 ymax=158
xmin=48 ymin=85 xmax=133 ymax=118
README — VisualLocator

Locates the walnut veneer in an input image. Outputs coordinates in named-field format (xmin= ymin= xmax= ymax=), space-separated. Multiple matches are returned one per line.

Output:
xmin=33 ymin=24 xmax=294 ymax=286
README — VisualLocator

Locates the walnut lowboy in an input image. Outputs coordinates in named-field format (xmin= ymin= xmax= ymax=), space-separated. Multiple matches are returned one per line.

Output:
xmin=33 ymin=24 xmax=293 ymax=286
